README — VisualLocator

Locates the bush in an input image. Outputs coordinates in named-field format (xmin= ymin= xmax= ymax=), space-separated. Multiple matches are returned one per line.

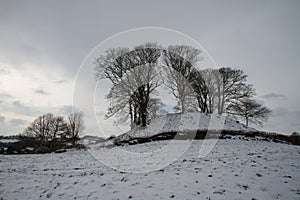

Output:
xmin=0 ymin=136 xmax=86 ymax=155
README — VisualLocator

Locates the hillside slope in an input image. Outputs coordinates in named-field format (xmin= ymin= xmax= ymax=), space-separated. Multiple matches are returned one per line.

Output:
xmin=116 ymin=113 xmax=256 ymax=142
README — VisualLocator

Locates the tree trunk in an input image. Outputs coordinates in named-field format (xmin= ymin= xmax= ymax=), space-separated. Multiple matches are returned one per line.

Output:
xmin=208 ymin=97 xmax=213 ymax=114
xmin=141 ymin=112 xmax=147 ymax=127
xmin=129 ymin=101 xmax=133 ymax=129
xmin=181 ymin=98 xmax=185 ymax=113
xmin=217 ymin=86 xmax=222 ymax=115
xmin=139 ymin=102 xmax=148 ymax=127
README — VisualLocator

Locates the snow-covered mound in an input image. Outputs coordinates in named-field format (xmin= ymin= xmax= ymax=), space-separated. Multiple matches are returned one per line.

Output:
xmin=0 ymin=139 xmax=19 ymax=143
xmin=117 ymin=113 xmax=256 ymax=142
xmin=0 ymin=139 xmax=299 ymax=199
xmin=79 ymin=135 xmax=105 ymax=145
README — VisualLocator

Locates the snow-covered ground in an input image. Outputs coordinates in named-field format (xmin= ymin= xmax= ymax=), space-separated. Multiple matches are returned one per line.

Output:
xmin=0 ymin=139 xmax=20 ymax=143
xmin=0 ymin=138 xmax=299 ymax=199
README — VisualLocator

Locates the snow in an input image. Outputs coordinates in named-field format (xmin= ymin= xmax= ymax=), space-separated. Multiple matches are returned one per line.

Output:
xmin=25 ymin=147 xmax=34 ymax=151
xmin=0 ymin=139 xmax=299 ymax=199
xmin=79 ymin=136 xmax=105 ymax=145
xmin=0 ymin=139 xmax=19 ymax=143
xmin=117 ymin=113 xmax=256 ymax=141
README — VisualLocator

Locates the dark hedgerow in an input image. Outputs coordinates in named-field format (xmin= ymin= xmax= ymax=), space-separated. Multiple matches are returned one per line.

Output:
xmin=111 ymin=129 xmax=299 ymax=146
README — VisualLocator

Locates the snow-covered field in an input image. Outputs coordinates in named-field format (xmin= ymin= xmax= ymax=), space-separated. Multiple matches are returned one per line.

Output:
xmin=0 ymin=138 xmax=299 ymax=200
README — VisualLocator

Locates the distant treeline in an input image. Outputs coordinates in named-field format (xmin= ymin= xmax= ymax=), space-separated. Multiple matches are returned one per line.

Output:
xmin=0 ymin=112 xmax=86 ymax=154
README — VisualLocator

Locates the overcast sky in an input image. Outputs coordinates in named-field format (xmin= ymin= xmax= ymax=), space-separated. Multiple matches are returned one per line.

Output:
xmin=0 ymin=0 xmax=299 ymax=136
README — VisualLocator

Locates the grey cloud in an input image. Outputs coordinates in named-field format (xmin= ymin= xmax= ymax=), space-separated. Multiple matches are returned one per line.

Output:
xmin=0 ymin=115 xmax=5 ymax=123
xmin=0 ymin=100 xmax=41 ymax=117
xmin=58 ymin=105 xmax=81 ymax=116
xmin=12 ymin=100 xmax=41 ymax=116
xmin=261 ymin=93 xmax=286 ymax=100
xmin=54 ymin=79 xmax=67 ymax=84
xmin=272 ymin=107 xmax=300 ymax=119
xmin=292 ymin=110 xmax=300 ymax=119
xmin=6 ymin=100 xmax=78 ymax=118
xmin=290 ymin=122 xmax=300 ymax=127
xmin=0 ymin=116 xmax=26 ymax=135
xmin=256 ymin=99 xmax=265 ymax=105
xmin=272 ymin=107 xmax=289 ymax=117
xmin=59 ymin=105 xmax=73 ymax=115
xmin=33 ymin=88 xmax=48 ymax=95
xmin=9 ymin=118 xmax=28 ymax=126
xmin=0 ymin=92 xmax=13 ymax=100
xmin=269 ymin=109 xmax=300 ymax=134
xmin=0 ymin=67 xmax=10 ymax=75
xmin=11 ymin=102 xmax=78 ymax=117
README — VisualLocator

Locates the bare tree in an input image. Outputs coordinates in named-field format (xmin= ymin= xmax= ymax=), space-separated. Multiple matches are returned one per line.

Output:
xmin=24 ymin=113 xmax=64 ymax=139
xmin=94 ymin=47 xmax=131 ymax=84
xmin=189 ymin=69 xmax=210 ymax=113
xmin=162 ymin=45 xmax=201 ymax=113
xmin=23 ymin=113 xmax=65 ymax=146
xmin=200 ymin=69 xmax=218 ymax=113
xmin=227 ymin=98 xmax=272 ymax=127
xmin=65 ymin=112 xmax=85 ymax=145
xmin=214 ymin=67 xmax=255 ymax=115
xmin=94 ymin=43 xmax=162 ymax=127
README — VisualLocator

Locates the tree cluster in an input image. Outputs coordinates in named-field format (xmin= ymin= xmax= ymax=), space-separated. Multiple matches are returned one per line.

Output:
xmin=94 ymin=43 xmax=271 ymax=128
xmin=23 ymin=112 xmax=85 ymax=148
